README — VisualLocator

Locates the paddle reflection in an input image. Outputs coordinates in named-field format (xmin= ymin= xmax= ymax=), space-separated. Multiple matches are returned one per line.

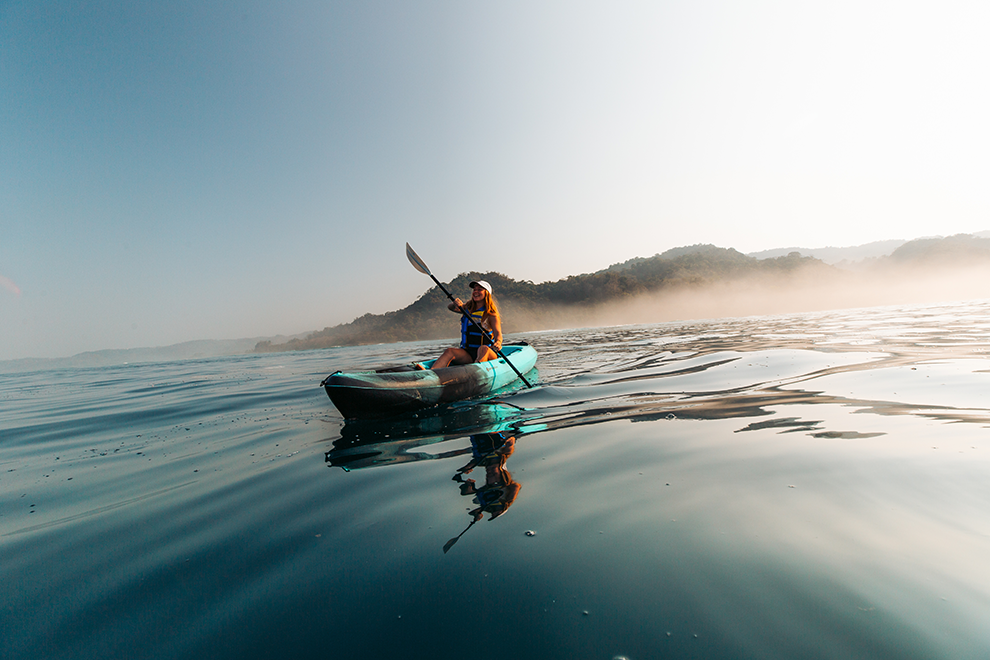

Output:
xmin=324 ymin=403 xmax=531 ymax=554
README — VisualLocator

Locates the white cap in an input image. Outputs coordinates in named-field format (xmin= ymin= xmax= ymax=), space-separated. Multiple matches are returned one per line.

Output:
xmin=469 ymin=280 xmax=492 ymax=294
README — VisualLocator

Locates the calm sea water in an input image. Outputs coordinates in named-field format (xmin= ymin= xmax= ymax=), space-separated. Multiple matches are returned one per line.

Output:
xmin=3 ymin=300 xmax=990 ymax=660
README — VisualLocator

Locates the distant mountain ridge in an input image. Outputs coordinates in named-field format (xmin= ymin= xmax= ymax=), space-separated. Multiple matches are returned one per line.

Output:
xmin=746 ymin=239 xmax=909 ymax=264
xmin=6 ymin=231 xmax=988 ymax=368
xmin=746 ymin=230 xmax=990 ymax=264
xmin=0 ymin=336 xmax=296 ymax=374
xmin=256 ymin=233 xmax=990 ymax=354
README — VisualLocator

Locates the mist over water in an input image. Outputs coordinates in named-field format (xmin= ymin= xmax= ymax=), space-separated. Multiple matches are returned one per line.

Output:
xmin=508 ymin=263 xmax=990 ymax=333
xmin=3 ymin=299 xmax=990 ymax=660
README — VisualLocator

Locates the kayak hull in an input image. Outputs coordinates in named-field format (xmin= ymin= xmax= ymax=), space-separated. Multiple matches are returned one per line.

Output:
xmin=322 ymin=343 xmax=537 ymax=419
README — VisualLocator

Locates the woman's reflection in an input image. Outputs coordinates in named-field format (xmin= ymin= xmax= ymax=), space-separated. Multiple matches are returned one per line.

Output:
xmin=443 ymin=431 xmax=520 ymax=553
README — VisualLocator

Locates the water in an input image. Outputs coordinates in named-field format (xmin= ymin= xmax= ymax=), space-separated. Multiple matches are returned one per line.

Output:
xmin=3 ymin=300 xmax=990 ymax=660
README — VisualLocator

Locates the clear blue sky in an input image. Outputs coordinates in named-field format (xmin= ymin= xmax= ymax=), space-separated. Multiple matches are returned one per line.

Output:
xmin=3 ymin=1 xmax=989 ymax=360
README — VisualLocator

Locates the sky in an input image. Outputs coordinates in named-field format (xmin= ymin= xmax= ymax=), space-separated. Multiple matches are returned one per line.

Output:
xmin=2 ymin=1 xmax=990 ymax=361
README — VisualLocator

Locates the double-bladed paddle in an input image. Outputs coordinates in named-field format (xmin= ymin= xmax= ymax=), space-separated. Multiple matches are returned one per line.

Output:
xmin=405 ymin=243 xmax=533 ymax=388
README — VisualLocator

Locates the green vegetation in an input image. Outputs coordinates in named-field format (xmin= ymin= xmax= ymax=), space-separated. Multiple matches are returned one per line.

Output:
xmin=888 ymin=233 xmax=990 ymax=264
xmin=254 ymin=244 xmax=825 ymax=352
xmin=254 ymin=235 xmax=990 ymax=353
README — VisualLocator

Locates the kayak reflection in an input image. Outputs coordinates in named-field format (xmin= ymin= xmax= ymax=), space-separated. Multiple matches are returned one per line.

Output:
xmin=324 ymin=402 xmax=537 ymax=554
xmin=325 ymin=402 xmax=527 ymax=471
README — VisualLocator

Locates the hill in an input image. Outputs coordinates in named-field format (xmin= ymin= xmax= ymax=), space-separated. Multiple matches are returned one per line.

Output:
xmin=255 ymin=245 xmax=832 ymax=352
xmin=746 ymin=230 xmax=990 ymax=264
xmin=888 ymin=233 xmax=990 ymax=264
xmin=0 ymin=337 xmax=279 ymax=374
xmin=256 ymin=234 xmax=990 ymax=354
xmin=747 ymin=239 xmax=909 ymax=264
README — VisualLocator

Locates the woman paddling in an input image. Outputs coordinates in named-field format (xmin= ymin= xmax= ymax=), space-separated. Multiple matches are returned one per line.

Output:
xmin=429 ymin=280 xmax=502 ymax=369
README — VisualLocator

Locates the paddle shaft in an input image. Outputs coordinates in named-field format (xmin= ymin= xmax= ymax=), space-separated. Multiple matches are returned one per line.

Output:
xmin=423 ymin=270 xmax=533 ymax=388
xmin=406 ymin=243 xmax=532 ymax=388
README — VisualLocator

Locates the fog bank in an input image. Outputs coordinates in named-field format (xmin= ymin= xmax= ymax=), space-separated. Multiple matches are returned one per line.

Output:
xmin=506 ymin=263 xmax=990 ymax=332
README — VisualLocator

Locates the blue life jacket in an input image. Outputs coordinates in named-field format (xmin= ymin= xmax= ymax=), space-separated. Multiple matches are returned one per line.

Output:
xmin=460 ymin=308 xmax=494 ymax=350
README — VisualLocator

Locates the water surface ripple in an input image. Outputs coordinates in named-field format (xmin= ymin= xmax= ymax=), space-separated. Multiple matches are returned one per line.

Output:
xmin=3 ymin=300 xmax=990 ymax=660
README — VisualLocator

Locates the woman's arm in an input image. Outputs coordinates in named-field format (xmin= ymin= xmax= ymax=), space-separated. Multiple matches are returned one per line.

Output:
xmin=488 ymin=313 xmax=503 ymax=349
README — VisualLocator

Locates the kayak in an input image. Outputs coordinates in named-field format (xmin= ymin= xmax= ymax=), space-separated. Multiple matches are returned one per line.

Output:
xmin=321 ymin=342 xmax=538 ymax=419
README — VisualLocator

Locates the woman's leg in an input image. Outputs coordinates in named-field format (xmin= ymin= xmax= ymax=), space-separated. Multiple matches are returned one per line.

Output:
xmin=475 ymin=345 xmax=498 ymax=363
xmin=432 ymin=347 xmax=473 ymax=369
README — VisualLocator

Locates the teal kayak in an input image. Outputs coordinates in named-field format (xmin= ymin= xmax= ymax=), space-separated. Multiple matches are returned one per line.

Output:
xmin=321 ymin=342 xmax=538 ymax=419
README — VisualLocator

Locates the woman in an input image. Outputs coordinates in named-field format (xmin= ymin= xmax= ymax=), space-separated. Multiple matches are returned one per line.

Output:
xmin=430 ymin=280 xmax=502 ymax=369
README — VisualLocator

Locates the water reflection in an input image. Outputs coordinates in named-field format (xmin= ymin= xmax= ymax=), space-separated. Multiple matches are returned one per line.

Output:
xmin=325 ymin=402 xmax=525 ymax=471
xmin=326 ymin=346 xmax=990 ymax=473
xmin=323 ymin=303 xmax=990 ymax=566
xmin=326 ymin=404 xmax=531 ymax=553
xmin=326 ymin=301 xmax=990 ymax=469
xmin=453 ymin=431 xmax=520 ymax=521
xmin=444 ymin=431 xmax=520 ymax=553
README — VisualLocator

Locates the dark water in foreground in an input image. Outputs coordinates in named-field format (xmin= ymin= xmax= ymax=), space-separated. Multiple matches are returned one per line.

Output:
xmin=3 ymin=300 xmax=990 ymax=660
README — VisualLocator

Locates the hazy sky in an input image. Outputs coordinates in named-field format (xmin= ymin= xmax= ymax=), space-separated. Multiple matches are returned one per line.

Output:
xmin=3 ymin=1 xmax=989 ymax=360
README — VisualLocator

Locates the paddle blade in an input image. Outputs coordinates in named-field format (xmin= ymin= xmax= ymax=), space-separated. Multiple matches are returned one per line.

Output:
xmin=405 ymin=243 xmax=431 ymax=275
xmin=442 ymin=518 xmax=476 ymax=554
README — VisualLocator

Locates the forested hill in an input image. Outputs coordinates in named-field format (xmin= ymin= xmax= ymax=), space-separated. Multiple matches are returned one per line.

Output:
xmin=254 ymin=235 xmax=990 ymax=353
xmin=254 ymin=244 xmax=827 ymax=352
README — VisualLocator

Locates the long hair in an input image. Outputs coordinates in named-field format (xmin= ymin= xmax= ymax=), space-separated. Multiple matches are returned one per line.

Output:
xmin=466 ymin=289 xmax=499 ymax=318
